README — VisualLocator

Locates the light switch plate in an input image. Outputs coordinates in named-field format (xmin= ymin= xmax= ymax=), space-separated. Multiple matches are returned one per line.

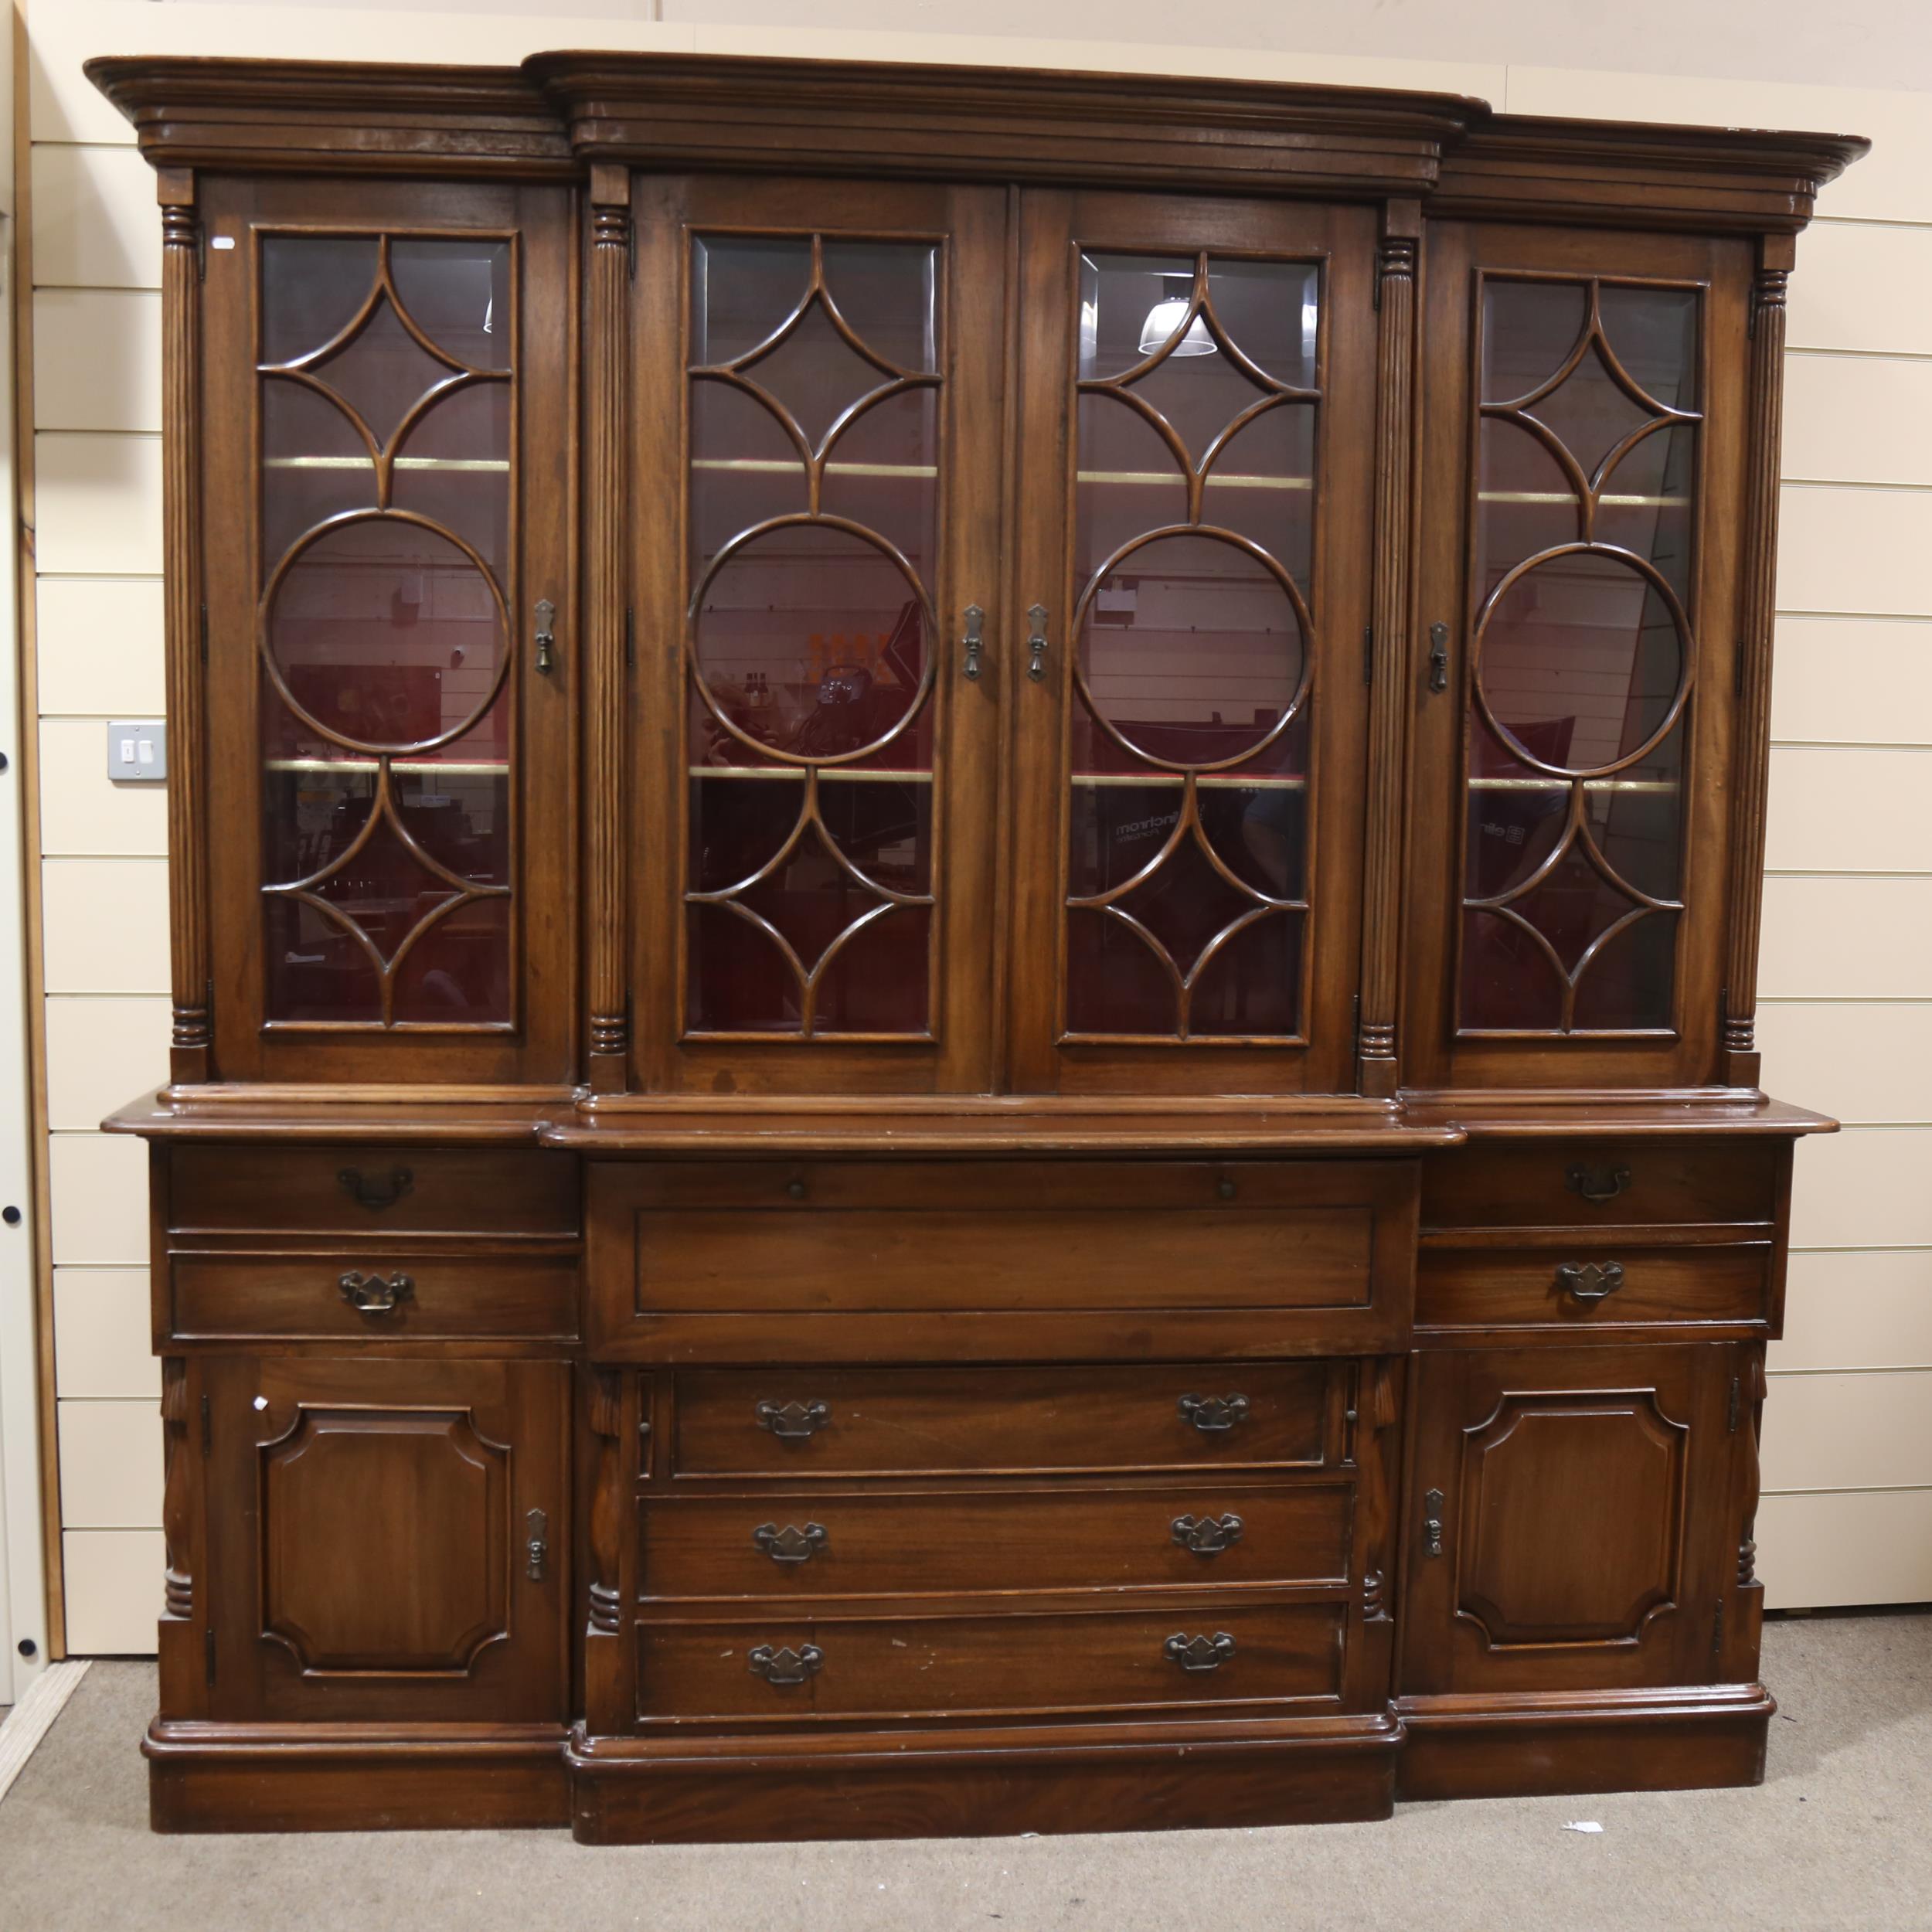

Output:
xmin=107 ymin=720 xmax=167 ymax=782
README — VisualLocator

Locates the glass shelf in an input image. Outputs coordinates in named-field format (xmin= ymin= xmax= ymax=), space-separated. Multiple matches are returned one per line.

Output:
xmin=267 ymin=758 xmax=511 ymax=775
xmin=265 ymin=456 xmax=509 ymax=473
xmin=1077 ymin=471 xmax=1312 ymax=492
xmin=1477 ymin=489 xmax=1687 ymax=507
xmin=1468 ymin=776 xmax=1677 ymax=793
xmin=689 ymin=765 xmax=934 ymax=782
xmin=689 ymin=457 xmax=938 ymax=479
xmin=1070 ymin=771 xmax=1304 ymax=790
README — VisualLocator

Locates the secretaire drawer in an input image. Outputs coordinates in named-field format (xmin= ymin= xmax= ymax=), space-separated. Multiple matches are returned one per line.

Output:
xmin=1415 ymin=1243 xmax=1772 ymax=1335
xmin=167 ymin=1145 xmax=581 ymax=1237
xmin=668 ymin=1362 xmax=1345 ymax=1478
xmin=637 ymin=1600 xmax=1345 ymax=1723
xmin=168 ymin=1250 xmax=580 ymax=1341
xmin=1420 ymin=1140 xmax=1783 ymax=1233
xmin=591 ymin=1158 xmax=1417 ymax=1361
xmin=639 ymin=1480 xmax=1354 ymax=1602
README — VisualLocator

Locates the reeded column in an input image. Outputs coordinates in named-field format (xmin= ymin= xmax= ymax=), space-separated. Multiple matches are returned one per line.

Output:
xmin=586 ymin=164 xmax=631 ymax=1088
xmin=1722 ymin=234 xmax=1796 ymax=1090
xmin=1357 ymin=202 xmax=1420 ymax=1099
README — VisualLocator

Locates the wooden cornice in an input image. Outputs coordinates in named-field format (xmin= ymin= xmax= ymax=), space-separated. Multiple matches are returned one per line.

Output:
xmin=86 ymin=50 xmax=1867 ymax=229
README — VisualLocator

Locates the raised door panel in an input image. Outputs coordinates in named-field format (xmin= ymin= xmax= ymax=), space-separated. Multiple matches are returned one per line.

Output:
xmin=1400 ymin=1343 xmax=1744 ymax=1696
xmin=629 ymin=174 xmax=1006 ymax=1095
xmin=199 ymin=175 xmax=577 ymax=1084
xmin=202 ymin=1356 xmax=569 ymax=1723
xmin=1008 ymin=190 xmax=1379 ymax=1096
xmin=1403 ymin=222 xmax=1750 ymax=1091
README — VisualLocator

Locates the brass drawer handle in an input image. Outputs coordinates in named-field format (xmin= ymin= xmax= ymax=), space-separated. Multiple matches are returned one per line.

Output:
xmin=1566 ymin=1162 xmax=1631 ymax=1206
xmin=1556 ymin=1260 xmax=1625 ymax=1303
xmin=338 ymin=1270 xmax=413 ymax=1314
xmin=755 ymin=1400 xmax=830 ymax=1440
xmin=1164 ymin=1631 xmax=1235 ymax=1672
xmin=1178 ymin=1393 xmax=1249 ymax=1434
xmin=747 ymin=1643 xmax=821 ymax=1686
xmin=337 ymin=1165 xmax=413 ymax=1212
xmin=753 ymin=1522 xmax=827 ymax=1563
xmin=1172 ymin=1512 xmax=1243 ymax=1556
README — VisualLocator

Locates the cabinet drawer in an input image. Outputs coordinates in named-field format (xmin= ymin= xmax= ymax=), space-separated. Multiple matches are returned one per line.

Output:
xmin=669 ymin=1362 xmax=1342 ymax=1478
xmin=168 ymin=1145 xmax=580 ymax=1237
xmin=639 ymin=1480 xmax=1352 ymax=1602
xmin=638 ymin=1600 xmax=1345 ymax=1722
xmin=594 ymin=1159 xmax=1416 ymax=1360
xmin=1416 ymin=1243 xmax=1772 ymax=1334
xmin=169 ymin=1251 xmax=579 ymax=1341
xmin=1420 ymin=1140 xmax=1781 ymax=1233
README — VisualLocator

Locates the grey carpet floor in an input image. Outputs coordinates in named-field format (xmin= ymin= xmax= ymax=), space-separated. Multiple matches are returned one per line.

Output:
xmin=0 ymin=1613 xmax=1927 ymax=1932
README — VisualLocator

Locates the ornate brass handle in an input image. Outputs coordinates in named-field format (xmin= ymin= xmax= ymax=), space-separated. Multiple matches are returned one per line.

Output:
xmin=1423 ymin=1487 xmax=1445 ymax=1558
xmin=338 ymin=1270 xmax=413 ymax=1314
xmin=755 ymin=1400 xmax=830 ymax=1440
xmin=1172 ymin=1513 xmax=1243 ymax=1556
xmin=1566 ymin=1162 xmax=1632 ymax=1205
xmin=526 ymin=1508 xmax=549 ymax=1582
xmin=961 ymin=603 xmax=985 ymax=682
xmin=1026 ymin=602 xmax=1049 ymax=681
xmin=337 ymin=1165 xmax=413 ymax=1212
xmin=1164 ymin=1631 xmax=1236 ymax=1672
xmin=1178 ymin=1393 xmax=1250 ymax=1434
xmin=534 ymin=597 xmax=556 ymax=674
xmin=1556 ymin=1259 xmax=1626 ymax=1302
xmin=747 ymin=1643 xmax=822 ymax=1686
xmin=753 ymin=1522 xmax=827 ymax=1563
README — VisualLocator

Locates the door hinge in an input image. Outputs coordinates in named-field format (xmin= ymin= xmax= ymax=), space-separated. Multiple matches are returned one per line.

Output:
xmin=204 ymin=1625 xmax=216 ymax=1685
xmin=627 ymin=217 xmax=637 ymax=283
xmin=199 ymin=1393 xmax=211 ymax=1451
xmin=199 ymin=603 xmax=209 ymax=666
xmin=1362 ymin=624 xmax=1373 ymax=686
xmin=1712 ymin=1597 xmax=1725 ymax=1656
xmin=624 ymin=607 xmax=635 ymax=668
xmin=1736 ymin=641 xmax=1747 ymax=697
xmin=1729 ymin=1374 xmax=1743 ymax=1433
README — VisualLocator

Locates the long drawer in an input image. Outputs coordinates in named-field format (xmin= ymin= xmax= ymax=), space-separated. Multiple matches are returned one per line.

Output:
xmin=593 ymin=1158 xmax=1417 ymax=1360
xmin=638 ymin=1480 xmax=1353 ymax=1601
xmin=1415 ymin=1243 xmax=1772 ymax=1335
xmin=637 ymin=1600 xmax=1345 ymax=1722
xmin=167 ymin=1144 xmax=580 ymax=1237
xmin=666 ymin=1362 xmax=1346 ymax=1478
xmin=168 ymin=1250 xmax=580 ymax=1341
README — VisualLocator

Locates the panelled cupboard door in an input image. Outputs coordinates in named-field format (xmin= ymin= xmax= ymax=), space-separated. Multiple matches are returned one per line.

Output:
xmin=629 ymin=175 xmax=1006 ymax=1094
xmin=199 ymin=177 xmax=578 ymax=1086
xmin=1009 ymin=192 xmax=1378 ymax=1095
xmin=200 ymin=1357 xmax=570 ymax=1724
xmin=1403 ymin=223 xmax=1750 ymax=1090
xmin=1400 ymin=1343 xmax=1746 ymax=1697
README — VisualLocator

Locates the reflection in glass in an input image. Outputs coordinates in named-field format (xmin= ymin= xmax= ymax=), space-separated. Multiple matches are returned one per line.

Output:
xmin=684 ymin=231 xmax=942 ymax=1039
xmin=1066 ymin=249 xmax=1321 ymax=1040
xmin=1461 ymin=277 xmax=1699 ymax=1035
xmin=258 ymin=233 xmax=515 ymax=1027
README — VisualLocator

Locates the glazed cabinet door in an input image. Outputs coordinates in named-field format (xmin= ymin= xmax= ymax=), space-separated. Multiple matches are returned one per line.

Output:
xmin=1400 ymin=1342 xmax=1751 ymax=1697
xmin=629 ymin=175 xmax=1006 ymax=1093
xmin=199 ymin=177 xmax=577 ymax=1085
xmin=1006 ymin=192 xmax=1379 ymax=1094
xmin=1403 ymin=223 xmax=1750 ymax=1090
xmin=200 ymin=1357 xmax=570 ymax=1724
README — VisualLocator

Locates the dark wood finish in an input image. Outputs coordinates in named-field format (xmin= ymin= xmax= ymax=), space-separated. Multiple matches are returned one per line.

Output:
xmin=1415 ymin=1243 xmax=1771 ymax=1335
xmin=666 ymin=1360 xmax=1341 ymax=1478
xmin=196 ymin=1356 xmax=570 ymax=1724
xmin=166 ymin=1143 xmax=580 ymax=1235
xmin=167 ymin=1250 xmax=580 ymax=1342
xmin=638 ymin=1479 xmax=1354 ymax=1601
xmin=570 ymin=1714 xmax=1400 ymax=1842
xmin=94 ymin=47 xmax=1857 ymax=1842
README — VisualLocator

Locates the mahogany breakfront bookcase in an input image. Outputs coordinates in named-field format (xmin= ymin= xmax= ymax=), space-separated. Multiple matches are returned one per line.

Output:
xmin=87 ymin=51 xmax=1865 ymax=1841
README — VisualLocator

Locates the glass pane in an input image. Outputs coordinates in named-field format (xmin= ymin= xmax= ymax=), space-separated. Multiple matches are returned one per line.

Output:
xmin=258 ymin=233 xmax=517 ymax=1030
xmin=685 ymin=232 xmax=944 ymax=1039
xmin=1201 ymin=403 xmax=1315 ymax=588
xmin=1075 ymin=532 xmax=1303 ymax=773
xmin=1462 ymin=277 xmax=1698 ymax=1037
